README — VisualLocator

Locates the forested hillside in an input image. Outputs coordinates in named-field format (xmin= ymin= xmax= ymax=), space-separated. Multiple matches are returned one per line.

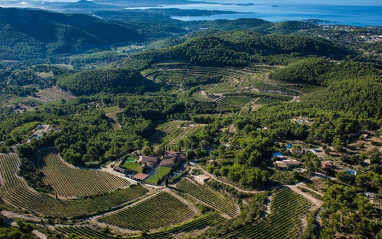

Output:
xmin=135 ymin=31 xmax=348 ymax=66
xmin=0 ymin=8 xmax=143 ymax=63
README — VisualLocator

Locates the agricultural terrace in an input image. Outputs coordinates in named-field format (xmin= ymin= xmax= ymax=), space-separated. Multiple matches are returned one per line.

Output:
xmin=98 ymin=191 xmax=195 ymax=230
xmin=55 ymin=226 xmax=113 ymax=239
xmin=220 ymin=96 xmax=253 ymax=108
xmin=176 ymin=179 xmax=239 ymax=218
xmin=220 ymin=188 xmax=312 ymax=239
xmin=0 ymin=153 xmax=147 ymax=218
xmin=145 ymin=167 xmax=172 ymax=185
xmin=149 ymin=121 xmax=205 ymax=146
xmin=134 ymin=212 xmax=224 ymax=239
xmin=40 ymin=149 xmax=130 ymax=197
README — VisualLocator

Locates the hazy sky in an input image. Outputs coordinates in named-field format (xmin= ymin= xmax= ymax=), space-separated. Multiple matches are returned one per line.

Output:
xmin=3 ymin=0 xmax=382 ymax=5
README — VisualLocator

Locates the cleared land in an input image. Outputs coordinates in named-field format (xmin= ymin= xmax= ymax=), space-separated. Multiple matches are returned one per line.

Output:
xmin=0 ymin=153 xmax=147 ymax=218
xmin=220 ymin=188 xmax=312 ymax=239
xmin=40 ymin=149 xmax=130 ymax=198
xmin=98 ymin=191 xmax=195 ymax=230
xmin=176 ymin=179 xmax=239 ymax=218
xmin=31 ymin=86 xmax=76 ymax=103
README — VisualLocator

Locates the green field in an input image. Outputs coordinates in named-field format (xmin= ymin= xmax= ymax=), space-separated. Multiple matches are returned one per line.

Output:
xmin=121 ymin=158 xmax=142 ymax=173
xmin=98 ymin=191 xmax=195 ymax=230
xmin=145 ymin=167 xmax=172 ymax=185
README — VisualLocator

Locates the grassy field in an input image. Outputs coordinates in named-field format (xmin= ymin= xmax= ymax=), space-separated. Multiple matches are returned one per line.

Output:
xmin=39 ymin=149 xmax=130 ymax=198
xmin=98 ymin=191 xmax=195 ymax=230
xmin=145 ymin=167 xmax=172 ymax=185
xmin=0 ymin=153 xmax=147 ymax=218
xmin=121 ymin=158 xmax=142 ymax=173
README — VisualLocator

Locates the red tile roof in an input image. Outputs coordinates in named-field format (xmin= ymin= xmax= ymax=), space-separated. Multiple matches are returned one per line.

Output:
xmin=133 ymin=173 xmax=149 ymax=181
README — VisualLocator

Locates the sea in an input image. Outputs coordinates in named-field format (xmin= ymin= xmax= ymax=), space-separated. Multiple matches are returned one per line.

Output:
xmin=126 ymin=0 xmax=382 ymax=27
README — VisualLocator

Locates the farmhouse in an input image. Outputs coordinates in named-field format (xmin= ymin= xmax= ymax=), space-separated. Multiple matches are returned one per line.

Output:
xmin=274 ymin=159 xmax=301 ymax=170
xmin=160 ymin=158 xmax=178 ymax=168
xmin=133 ymin=173 xmax=149 ymax=182
xmin=113 ymin=165 xmax=126 ymax=174
xmin=164 ymin=151 xmax=186 ymax=162
xmin=160 ymin=151 xmax=185 ymax=168
xmin=140 ymin=156 xmax=160 ymax=170
xmin=321 ymin=161 xmax=342 ymax=173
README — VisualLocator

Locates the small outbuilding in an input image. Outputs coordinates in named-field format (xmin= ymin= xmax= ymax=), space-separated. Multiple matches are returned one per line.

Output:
xmin=194 ymin=175 xmax=211 ymax=185
xmin=133 ymin=173 xmax=149 ymax=182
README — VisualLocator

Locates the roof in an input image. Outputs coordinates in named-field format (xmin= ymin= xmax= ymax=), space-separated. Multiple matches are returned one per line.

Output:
xmin=113 ymin=165 xmax=126 ymax=173
xmin=133 ymin=173 xmax=149 ymax=181
xmin=141 ymin=156 xmax=159 ymax=164
xmin=195 ymin=175 xmax=211 ymax=181
xmin=146 ymin=162 xmax=156 ymax=168
xmin=164 ymin=151 xmax=179 ymax=159
xmin=322 ymin=161 xmax=334 ymax=168
xmin=274 ymin=161 xmax=288 ymax=168
xmin=160 ymin=158 xmax=177 ymax=166
xmin=284 ymin=160 xmax=301 ymax=166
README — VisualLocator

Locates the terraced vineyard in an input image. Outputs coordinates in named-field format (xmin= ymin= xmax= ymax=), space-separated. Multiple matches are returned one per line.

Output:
xmin=98 ymin=191 xmax=195 ymax=230
xmin=149 ymin=121 xmax=205 ymax=146
xmin=176 ymin=179 xmax=239 ymax=218
xmin=167 ymin=125 xmax=204 ymax=147
xmin=149 ymin=121 xmax=184 ymax=144
xmin=220 ymin=188 xmax=312 ymax=239
xmin=55 ymin=226 xmax=113 ymax=239
xmin=40 ymin=150 xmax=129 ymax=197
xmin=135 ymin=212 xmax=225 ymax=239
xmin=0 ymin=153 xmax=147 ymax=218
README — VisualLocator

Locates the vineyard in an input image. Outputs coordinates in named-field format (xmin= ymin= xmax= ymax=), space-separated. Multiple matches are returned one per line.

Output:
xmin=0 ymin=153 xmax=147 ymax=218
xmin=134 ymin=212 xmax=225 ymax=239
xmin=149 ymin=121 xmax=205 ymax=146
xmin=55 ymin=226 xmax=113 ymax=239
xmin=220 ymin=188 xmax=312 ymax=239
xmin=40 ymin=150 xmax=130 ymax=197
xmin=176 ymin=179 xmax=239 ymax=218
xmin=98 ymin=191 xmax=195 ymax=230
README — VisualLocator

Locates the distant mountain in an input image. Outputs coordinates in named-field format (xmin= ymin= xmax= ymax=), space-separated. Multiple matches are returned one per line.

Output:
xmin=61 ymin=0 xmax=118 ymax=13
xmin=0 ymin=8 xmax=143 ymax=63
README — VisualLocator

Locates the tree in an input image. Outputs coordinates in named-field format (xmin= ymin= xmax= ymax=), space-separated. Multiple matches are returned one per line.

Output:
xmin=165 ymin=177 xmax=168 ymax=187
xmin=141 ymin=146 xmax=152 ymax=156
xmin=153 ymin=146 xmax=164 ymax=156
